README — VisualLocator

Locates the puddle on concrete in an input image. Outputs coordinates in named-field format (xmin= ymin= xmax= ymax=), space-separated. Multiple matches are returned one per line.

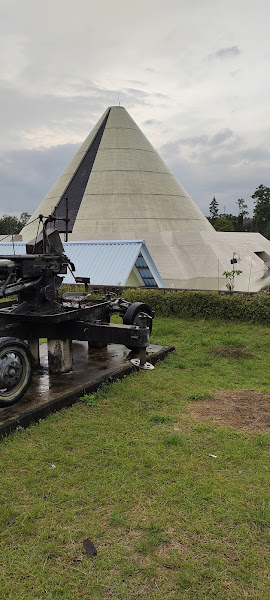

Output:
xmin=0 ymin=342 xmax=164 ymax=424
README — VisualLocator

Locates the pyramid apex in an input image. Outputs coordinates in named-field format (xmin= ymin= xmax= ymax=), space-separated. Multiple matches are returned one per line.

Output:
xmin=21 ymin=106 xmax=213 ymax=242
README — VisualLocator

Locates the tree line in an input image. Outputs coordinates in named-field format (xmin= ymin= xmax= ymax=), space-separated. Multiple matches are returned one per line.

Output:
xmin=0 ymin=213 xmax=31 ymax=235
xmin=208 ymin=185 xmax=270 ymax=238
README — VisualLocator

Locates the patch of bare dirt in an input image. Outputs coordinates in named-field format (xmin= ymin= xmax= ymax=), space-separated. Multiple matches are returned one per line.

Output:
xmin=189 ymin=390 xmax=270 ymax=432
xmin=212 ymin=346 xmax=253 ymax=359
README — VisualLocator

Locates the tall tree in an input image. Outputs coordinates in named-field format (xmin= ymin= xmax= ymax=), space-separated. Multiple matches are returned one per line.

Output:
xmin=236 ymin=198 xmax=248 ymax=232
xmin=214 ymin=216 xmax=234 ymax=231
xmin=0 ymin=215 xmax=21 ymax=235
xmin=19 ymin=212 xmax=30 ymax=228
xmin=209 ymin=196 xmax=219 ymax=223
xmin=252 ymin=185 xmax=270 ymax=238
xmin=0 ymin=212 xmax=31 ymax=235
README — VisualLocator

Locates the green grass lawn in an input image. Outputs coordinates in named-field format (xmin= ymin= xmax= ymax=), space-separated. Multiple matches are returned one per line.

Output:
xmin=0 ymin=317 xmax=270 ymax=599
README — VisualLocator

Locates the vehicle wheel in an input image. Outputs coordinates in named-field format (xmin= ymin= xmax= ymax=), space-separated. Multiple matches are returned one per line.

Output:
xmin=123 ymin=302 xmax=153 ymax=350
xmin=0 ymin=337 xmax=33 ymax=408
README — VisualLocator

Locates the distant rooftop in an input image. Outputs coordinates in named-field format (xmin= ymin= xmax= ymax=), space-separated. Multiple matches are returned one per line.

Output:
xmin=0 ymin=240 xmax=164 ymax=288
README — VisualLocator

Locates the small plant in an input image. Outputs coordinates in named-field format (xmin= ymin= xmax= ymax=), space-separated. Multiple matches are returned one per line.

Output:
xmin=223 ymin=269 xmax=242 ymax=292
xmin=149 ymin=413 xmax=174 ymax=424
xmin=15 ymin=425 xmax=26 ymax=434
xmin=163 ymin=433 xmax=189 ymax=449
xmin=79 ymin=393 xmax=99 ymax=406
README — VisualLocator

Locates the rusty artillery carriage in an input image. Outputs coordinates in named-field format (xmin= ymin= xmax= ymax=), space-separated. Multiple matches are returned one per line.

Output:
xmin=0 ymin=219 xmax=154 ymax=407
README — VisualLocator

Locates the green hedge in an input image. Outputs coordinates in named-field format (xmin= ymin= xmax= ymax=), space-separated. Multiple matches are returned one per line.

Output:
xmin=121 ymin=289 xmax=270 ymax=324
xmin=58 ymin=284 xmax=270 ymax=324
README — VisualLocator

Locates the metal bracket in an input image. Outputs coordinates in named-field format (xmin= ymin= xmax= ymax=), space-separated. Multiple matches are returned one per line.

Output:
xmin=130 ymin=358 xmax=154 ymax=370
xmin=130 ymin=347 xmax=154 ymax=370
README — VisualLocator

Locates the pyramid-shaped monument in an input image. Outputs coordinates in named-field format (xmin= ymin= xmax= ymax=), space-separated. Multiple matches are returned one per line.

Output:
xmin=21 ymin=106 xmax=270 ymax=292
xmin=21 ymin=106 xmax=213 ymax=241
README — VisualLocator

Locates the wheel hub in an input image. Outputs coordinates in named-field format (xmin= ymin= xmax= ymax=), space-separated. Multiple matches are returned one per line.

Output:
xmin=0 ymin=354 xmax=23 ymax=390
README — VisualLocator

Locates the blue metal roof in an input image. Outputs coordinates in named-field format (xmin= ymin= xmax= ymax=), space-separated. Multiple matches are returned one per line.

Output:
xmin=0 ymin=240 xmax=164 ymax=287
xmin=63 ymin=241 xmax=144 ymax=285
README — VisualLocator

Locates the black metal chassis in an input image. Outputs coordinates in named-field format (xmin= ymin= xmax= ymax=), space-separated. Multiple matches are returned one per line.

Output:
xmin=0 ymin=300 xmax=150 ymax=349
xmin=0 ymin=232 xmax=153 ymax=407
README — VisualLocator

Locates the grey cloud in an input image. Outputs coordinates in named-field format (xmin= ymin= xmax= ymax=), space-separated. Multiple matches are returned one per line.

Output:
xmin=165 ymin=153 xmax=260 ymax=216
xmin=0 ymin=82 xmax=163 ymax=152
xmin=143 ymin=119 xmax=162 ymax=126
xmin=121 ymin=88 xmax=169 ymax=108
xmin=208 ymin=46 xmax=241 ymax=60
xmin=127 ymin=80 xmax=146 ymax=86
xmin=0 ymin=144 xmax=79 ymax=215
xmin=230 ymin=69 xmax=241 ymax=78
xmin=0 ymin=84 xmax=109 ymax=145
xmin=124 ymin=88 xmax=149 ymax=98
xmin=152 ymin=93 xmax=169 ymax=99
xmin=123 ymin=89 xmax=169 ymax=102
xmin=160 ymin=140 xmax=183 ymax=157
xmin=208 ymin=129 xmax=234 ymax=146
xmin=0 ymin=134 xmax=268 ymax=223
xmin=242 ymin=147 xmax=270 ymax=162
xmin=161 ymin=129 xmax=235 ymax=157
xmin=170 ymin=135 xmax=208 ymax=148
xmin=159 ymin=134 xmax=270 ymax=216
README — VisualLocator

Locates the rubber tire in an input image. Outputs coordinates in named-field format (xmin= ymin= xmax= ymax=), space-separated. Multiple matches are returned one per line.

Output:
xmin=122 ymin=302 xmax=153 ymax=350
xmin=0 ymin=337 xmax=33 ymax=408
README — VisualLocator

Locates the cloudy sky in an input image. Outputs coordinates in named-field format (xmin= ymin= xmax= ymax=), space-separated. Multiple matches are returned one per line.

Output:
xmin=0 ymin=0 xmax=270 ymax=219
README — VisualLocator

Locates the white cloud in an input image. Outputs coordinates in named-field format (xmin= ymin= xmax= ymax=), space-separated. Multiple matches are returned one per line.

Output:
xmin=0 ymin=0 xmax=270 ymax=218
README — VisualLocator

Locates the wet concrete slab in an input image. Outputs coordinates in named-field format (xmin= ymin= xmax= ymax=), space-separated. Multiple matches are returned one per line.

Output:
xmin=0 ymin=342 xmax=174 ymax=436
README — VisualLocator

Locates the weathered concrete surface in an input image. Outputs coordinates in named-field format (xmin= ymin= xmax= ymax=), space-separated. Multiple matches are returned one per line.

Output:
xmin=0 ymin=342 xmax=174 ymax=436
xmin=47 ymin=338 xmax=73 ymax=373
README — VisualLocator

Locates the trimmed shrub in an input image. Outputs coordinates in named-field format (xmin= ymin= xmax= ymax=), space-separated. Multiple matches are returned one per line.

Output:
xmin=121 ymin=289 xmax=270 ymax=324
xmin=58 ymin=284 xmax=270 ymax=324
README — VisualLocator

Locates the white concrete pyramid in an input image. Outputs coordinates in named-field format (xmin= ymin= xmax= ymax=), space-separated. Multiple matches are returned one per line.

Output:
xmin=21 ymin=106 xmax=213 ymax=241
xmin=20 ymin=106 xmax=270 ymax=292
